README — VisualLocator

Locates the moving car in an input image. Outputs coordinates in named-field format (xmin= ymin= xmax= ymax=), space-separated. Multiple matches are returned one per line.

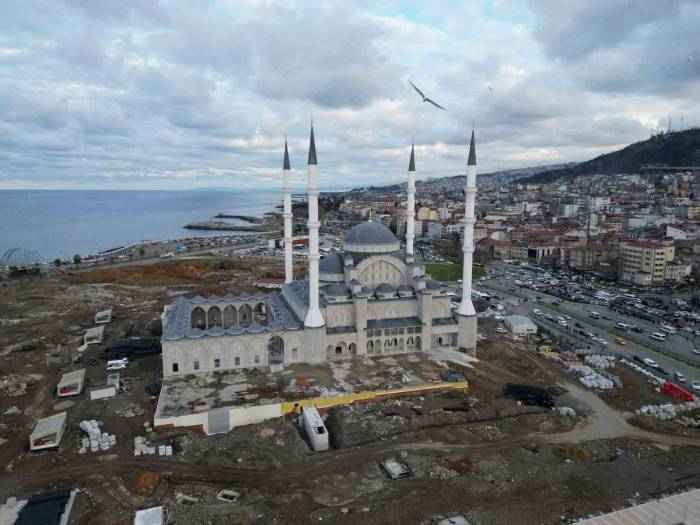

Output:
xmin=631 ymin=326 xmax=643 ymax=333
xmin=533 ymin=309 xmax=542 ymax=315
xmin=659 ymin=324 xmax=676 ymax=334
xmin=673 ymin=372 xmax=686 ymax=383
xmin=614 ymin=337 xmax=627 ymax=346
xmin=650 ymin=332 xmax=667 ymax=342
xmin=691 ymin=381 xmax=700 ymax=392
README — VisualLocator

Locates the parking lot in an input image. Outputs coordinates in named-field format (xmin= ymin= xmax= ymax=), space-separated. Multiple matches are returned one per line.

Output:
xmin=475 ymin=261 xmax=700 ymax=387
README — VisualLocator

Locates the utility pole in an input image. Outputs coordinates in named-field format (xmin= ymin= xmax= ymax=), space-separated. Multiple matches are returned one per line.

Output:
xmin=680 ymin=116 xmax=684 ymax=131
xmin=668 ymin=118 xmax=672 ymax=133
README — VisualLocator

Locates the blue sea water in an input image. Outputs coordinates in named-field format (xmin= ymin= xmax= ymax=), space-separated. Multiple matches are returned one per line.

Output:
xmin=0 ymin=189 xmax=282 ymax=260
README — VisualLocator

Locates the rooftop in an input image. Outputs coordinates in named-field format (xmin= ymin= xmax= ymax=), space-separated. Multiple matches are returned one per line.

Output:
xmin=155 ymin=352 xmax=477 ymax=419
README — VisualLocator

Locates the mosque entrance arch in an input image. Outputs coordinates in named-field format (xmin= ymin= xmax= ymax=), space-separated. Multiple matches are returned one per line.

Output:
xmin=267 ymin=336 xmax=284 ymax=365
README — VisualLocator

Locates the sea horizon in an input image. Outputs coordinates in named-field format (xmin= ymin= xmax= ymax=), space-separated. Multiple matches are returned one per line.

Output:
xmin=0 ymin=188 xmax=292 ymax=261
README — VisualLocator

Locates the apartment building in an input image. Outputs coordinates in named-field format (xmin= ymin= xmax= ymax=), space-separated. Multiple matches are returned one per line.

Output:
xmin=619 ymin=240 xmax=675 ymax=285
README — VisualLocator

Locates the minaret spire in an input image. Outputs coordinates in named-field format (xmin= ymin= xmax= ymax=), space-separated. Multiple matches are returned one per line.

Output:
xmin=304 ymin=122 xmax=324 ymax=328
xmin=282 ymin=139 xmax=293 ymax=283
xmin=406 ymin=142 xmax=416 ymax=256
xmin=308 ymin=123 xmax=317 ymax=165
xmin=457 ymin=129 xmax=477 ymax=318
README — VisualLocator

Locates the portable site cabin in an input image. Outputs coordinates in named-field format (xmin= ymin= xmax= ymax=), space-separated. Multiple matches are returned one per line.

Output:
xmin=84 ymin=325 xmax=105 ymax=345
xmin=134 ymin=506 xmax=165 ymax=525
xmin=56 ymin=369 xmax=86 ymax=397
xmin=504 ymin=315 xmax=538 ymax=336
xmin=90 ymin=385 xmax=117 ymax=401
xmin=95 ymin=309 xmax=113 ymax=324
xmin=302 ymin=406 xmax=329 ymax=452
xmin=29 ymin=412 xmax=67 ymax=451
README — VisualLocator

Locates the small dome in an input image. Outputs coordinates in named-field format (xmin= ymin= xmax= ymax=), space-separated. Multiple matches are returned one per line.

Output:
xmin=426 ymin=279 xmax=442 ymax=290
xmin=325 ymin=283 xmax=349 ymax=296
xmin=319 ymin=250 xmax=343 ymax=274
xmin=375 ymin=283 xmax=395 ymax=294
xmin=343 ymin=222 xmax=397 ymax=245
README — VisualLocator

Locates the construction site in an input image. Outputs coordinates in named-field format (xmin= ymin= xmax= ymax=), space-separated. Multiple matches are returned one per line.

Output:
xmin=1 ymin=259 xmax=700 ymax=524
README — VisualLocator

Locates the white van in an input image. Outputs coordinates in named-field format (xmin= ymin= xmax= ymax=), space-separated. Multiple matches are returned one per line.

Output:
xmin=589 ymin=311 xmax=600 ymax=319
xmin=615 ymin=322 xmax=631 ymax=331
xmin=106 ymin=358 xmax=128 ymax=371
xmin=659 ymin=324 xmax=676 ymax=334
xmin=649 ymin=332 xmax=667 ymax=342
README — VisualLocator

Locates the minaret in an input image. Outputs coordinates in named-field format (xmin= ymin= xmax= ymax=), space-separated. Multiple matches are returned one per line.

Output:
xmin=304 ymin=124 xmax=324 ymax=328
xmin=282 ymin=140 xmax=293 ymax=283
xmin=406 ymin=143 xmax=416 ymax=256
xmin=457 ymin=129 xmax=477 ymax=317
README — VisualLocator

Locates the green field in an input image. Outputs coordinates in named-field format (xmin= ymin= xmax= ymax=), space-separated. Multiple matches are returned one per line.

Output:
xmin=425 ymin=263 xmax=484 ymax=282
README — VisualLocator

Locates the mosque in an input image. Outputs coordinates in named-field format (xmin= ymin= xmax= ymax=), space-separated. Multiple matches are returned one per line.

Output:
xmin=160 ymin=126 xmax=479 ymax=377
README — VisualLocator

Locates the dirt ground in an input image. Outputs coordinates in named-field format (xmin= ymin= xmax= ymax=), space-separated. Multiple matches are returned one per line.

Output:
xmin=1 ymin=261 xmax=699 ymax=525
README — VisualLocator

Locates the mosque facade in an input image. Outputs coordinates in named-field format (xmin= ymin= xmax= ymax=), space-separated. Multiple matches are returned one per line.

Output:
xmin=160 ymin=127 xmax=479 ymax=377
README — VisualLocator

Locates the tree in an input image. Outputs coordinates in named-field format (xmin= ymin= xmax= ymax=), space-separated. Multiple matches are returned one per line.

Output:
xmin=53 ymin=258 xmax=62 ymax=267
xmin=139 ymin=247 xmax=145 ymax=258
xmin=73 ymin=254 xmax=81 ymax=267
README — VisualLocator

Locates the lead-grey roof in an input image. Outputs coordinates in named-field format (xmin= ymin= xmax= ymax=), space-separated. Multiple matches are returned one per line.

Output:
xmin=343 ymin=222 xmax=397 ymax=245
xmin=375 ymin=283 xmax=395 ymax=294
xmin=319 ymin=250 xmax=343 ymax=274
xmin=324 ymin=283 xmax=349 ymax=297
xmin=408 ymin=143 xmax=416 ymax=172
xmin=162 ymin=292 xmax=302 ymax=341
xmin=283 ymin=140 xmax=290 ymax=170
xmin=308 ymin=124 xmax=317 ymax=165
xmin=468 ymin=129 xmax=476 ymax=166
xmin=367 ymin=316 xmax=423 ymax=329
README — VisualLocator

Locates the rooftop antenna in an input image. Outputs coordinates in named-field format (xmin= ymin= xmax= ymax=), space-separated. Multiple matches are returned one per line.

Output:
xmin=668 ymin=118 xmax=672 ymax=133
xmin=680 ymin=116 xmax=684 ymax=131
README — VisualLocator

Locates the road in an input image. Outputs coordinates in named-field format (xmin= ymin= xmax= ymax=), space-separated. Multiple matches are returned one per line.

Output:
xmin=477 ymin=274 xmax=700 ymax=386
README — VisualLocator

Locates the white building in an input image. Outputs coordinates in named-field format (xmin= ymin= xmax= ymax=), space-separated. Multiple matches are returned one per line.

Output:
xmin=160 ymin=128 xmax=480 ymax=378
xmin=503 ymin=315 xmax=537 ymax=335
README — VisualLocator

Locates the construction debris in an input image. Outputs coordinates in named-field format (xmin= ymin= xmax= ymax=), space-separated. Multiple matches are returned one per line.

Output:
xmin=216 ymin=489 xmax=240 ymax=503
xmin=637 ymin=401 xmax=700 ymax=421
xmin=79 ymin=420 xmax=116 ymax=454
xmin=0 ymin=374 xmax=37 ymax=397
xmin=567 ymin=364 xmax=615 ymax=389
xmin=134 ymin=436 xmax=172 ymax=456
xmin=380 ymin=458 xmax=413 ymax=480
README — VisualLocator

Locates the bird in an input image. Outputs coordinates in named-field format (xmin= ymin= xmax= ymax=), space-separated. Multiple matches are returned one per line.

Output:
xmin=409 ymin=80 xmax=446 ymax=110
xmin=488 ymin=85 xmax=495 ymax=92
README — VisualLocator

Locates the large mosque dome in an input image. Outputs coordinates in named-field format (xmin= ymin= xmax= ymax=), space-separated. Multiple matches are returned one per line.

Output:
xmin=342 ymin=222 xmax=400 ymax=253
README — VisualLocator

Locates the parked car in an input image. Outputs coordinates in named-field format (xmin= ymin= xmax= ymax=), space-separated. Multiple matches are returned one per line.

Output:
xmin=533 ymin=309 xmax=542 ymax=315
xmin=643 ymin=358 xmax=658 ymax=368
xmin=631 ymin=326 xmax=644 ymax=333
xmin=575 ymin=322 xmax=584 ymax=329
xmin=691 ymin=381 xmax=700 ymax=392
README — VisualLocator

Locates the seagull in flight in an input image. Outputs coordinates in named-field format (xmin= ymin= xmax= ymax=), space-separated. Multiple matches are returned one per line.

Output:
xmin=487 ymin=85 xmax=495 ymax=92
xmin=409 ymin=80 xmax=446 ymax=110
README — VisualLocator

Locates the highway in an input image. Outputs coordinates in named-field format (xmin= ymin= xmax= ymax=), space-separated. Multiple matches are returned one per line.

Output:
xmin=475 ymin=269 xmax=700 ymax=386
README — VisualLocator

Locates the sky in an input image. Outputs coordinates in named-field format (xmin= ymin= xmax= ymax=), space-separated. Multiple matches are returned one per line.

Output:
xmin=1 ymin=0 xmax=699 ymax=190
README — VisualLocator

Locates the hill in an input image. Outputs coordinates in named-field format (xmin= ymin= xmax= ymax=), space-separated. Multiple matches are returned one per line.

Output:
xmin=520 ymin=128 xmax=700 ymax=184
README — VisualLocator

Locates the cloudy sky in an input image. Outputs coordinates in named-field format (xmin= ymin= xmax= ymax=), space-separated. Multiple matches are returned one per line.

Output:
xmin=1 ymin=0 xmax=699 ymax=190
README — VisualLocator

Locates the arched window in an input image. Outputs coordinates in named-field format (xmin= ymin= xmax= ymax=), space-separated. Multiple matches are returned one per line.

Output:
xmin=326 ymin=345 xmax=334 ymax=359
xmin=349 ymin=343 xmax=356 ymax=355
xmin=407 ymin=337 xmax=414 ymax=347
xmin=207 ymin=306 xmax=222 ymax=328
xmin=375 ymin=339 xmax=381 ymax=354
xmin=392 ymin=338 xmax=398 ymax=347
xmin=415 ymin=336 xmax=421 ymax=349
xmin=191 ymin=307 xmax=206 ymax=329
xmin=253 ymin=303 xmax=266 ymax=324
xmin=239 ymin=304 xmax=253 ymax=327
xmin=399 ymin=338 xmax=404 ymax=351
xmin=367 ymin=340 xmax=374 ymax=354
xmin=223 ymin=305 xmax=237 ymax=328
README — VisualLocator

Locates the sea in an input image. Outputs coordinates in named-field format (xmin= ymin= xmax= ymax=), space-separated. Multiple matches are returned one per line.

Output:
xmin=0 ymin=189 xmax=283 ymax=261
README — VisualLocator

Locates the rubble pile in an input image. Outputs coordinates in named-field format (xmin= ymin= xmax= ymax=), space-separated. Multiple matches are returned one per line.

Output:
xmin=134 ymin=436 xmax=173 ymax=456
xmin=115 ymin=403 xmax=146 ymax=418
xmin=0 ymin=374 xmax=36 ymax=397
xmin=567 ymin=364 xmax=614 ymax=389
xmin=637 ymin=401 xmax=700 ymax=421
xmin=79 ymin=420 xmax=116 ymax=454
xmin=429 ymin=465 xmax=459 ymax=480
